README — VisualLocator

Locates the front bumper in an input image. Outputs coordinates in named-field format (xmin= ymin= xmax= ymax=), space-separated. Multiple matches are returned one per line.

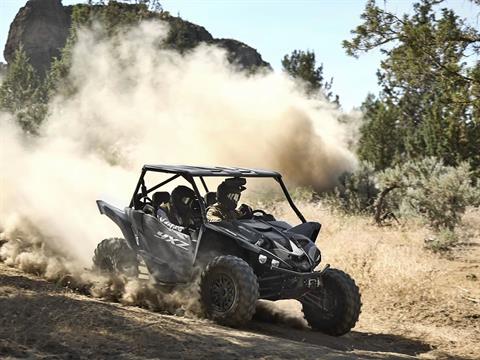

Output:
xmin=257 ymin=264 xmax=330 ymax=300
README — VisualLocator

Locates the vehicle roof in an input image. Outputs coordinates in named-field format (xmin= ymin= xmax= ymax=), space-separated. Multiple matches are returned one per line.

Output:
xmin=143 ymin=164 xmax=281 ymax=177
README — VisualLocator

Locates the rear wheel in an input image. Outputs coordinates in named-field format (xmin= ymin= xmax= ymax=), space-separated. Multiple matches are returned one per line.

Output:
xmin=301 ymin=268 xmax=361 ymax=336
xmin=200 ymin=255 xmax=258 ymax=327
xmin=92 ymin=238 xmax=138 ymax=277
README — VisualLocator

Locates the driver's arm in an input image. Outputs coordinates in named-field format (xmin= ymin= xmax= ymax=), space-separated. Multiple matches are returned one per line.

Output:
xmin=237 ymin=203 xmax=253 ymax=219
xmin=206 ymin=207 xmax=224 ymax=222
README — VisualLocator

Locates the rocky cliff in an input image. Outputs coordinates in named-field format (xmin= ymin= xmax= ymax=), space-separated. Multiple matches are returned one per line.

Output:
xmin=4 ymin=0 xmax=70 ymax=76
xmin=4 ymin=0 xmax=270 ymax=76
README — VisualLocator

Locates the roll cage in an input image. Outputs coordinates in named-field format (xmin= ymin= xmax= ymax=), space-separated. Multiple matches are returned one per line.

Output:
xmin=129 ymin=165 xmax=306 ymax=224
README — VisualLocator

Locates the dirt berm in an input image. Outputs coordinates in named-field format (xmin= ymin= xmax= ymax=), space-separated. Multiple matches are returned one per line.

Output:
xmin=1 ymin=262 xmax=435 ymax=360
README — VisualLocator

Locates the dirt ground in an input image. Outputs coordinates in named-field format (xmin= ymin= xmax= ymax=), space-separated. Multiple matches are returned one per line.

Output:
xmin=1 ymin=207 xmax=479 ymax=359
xmin=0 ymin=262 xmax=429 ymax=360
xmin=0 ymin=259 xmax=477 ymax=360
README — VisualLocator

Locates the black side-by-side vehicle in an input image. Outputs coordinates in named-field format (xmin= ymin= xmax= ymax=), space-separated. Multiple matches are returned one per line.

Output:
xmin=94 ymin=165 xmax=361 ymax=335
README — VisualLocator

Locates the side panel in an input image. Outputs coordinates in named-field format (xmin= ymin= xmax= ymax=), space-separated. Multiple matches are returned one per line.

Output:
xmin=128 ymin=209 xmax=195 ymax=283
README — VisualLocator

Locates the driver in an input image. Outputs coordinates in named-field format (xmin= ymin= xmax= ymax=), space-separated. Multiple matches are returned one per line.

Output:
xmin=158 ymin=185 xmax=196 ymax=227
xmin=206 ymin=178 xmax=253 ymax=222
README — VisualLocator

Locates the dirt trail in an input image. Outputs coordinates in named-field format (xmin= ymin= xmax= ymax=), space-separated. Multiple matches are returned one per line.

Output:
xmin=1 ymin=208 xmax=479 ymax=359
xmin=0 ymin=262 xmax=426 ymax=360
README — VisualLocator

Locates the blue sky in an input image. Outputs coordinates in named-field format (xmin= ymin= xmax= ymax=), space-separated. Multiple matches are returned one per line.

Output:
xmin=0 ymin=0 xmax=478 ymax=109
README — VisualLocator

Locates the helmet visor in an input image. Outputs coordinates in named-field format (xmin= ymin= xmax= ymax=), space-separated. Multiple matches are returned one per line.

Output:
xmin=181 ymin=196 xmax=193 ymax=206
xmin=227 ymin=192 xmax=240 ymax=203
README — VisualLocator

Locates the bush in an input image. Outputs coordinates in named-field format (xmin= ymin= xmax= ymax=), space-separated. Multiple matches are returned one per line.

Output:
xmin=424 ymin=228 xmax=460 ymax=253
xmin=325 ymin=161 xmax=378 ymax=214
xmin=377 ymin=158 xmax=480 ymax=230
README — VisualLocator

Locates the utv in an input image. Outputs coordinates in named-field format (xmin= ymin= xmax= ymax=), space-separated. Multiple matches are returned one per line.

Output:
xmin=94 ymin=165 xmax=361 ymax=335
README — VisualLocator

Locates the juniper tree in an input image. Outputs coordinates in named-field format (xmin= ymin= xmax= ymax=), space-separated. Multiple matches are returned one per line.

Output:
xmin=0 ymin=46 xmax=47 ymax=134
xmin=282 ymin=50 xmax=339 ymax=103
xmin=344 ymin=0 xmax=480 ymax=170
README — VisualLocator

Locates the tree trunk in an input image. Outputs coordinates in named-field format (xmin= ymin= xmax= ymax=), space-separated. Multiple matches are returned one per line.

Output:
xmin=374 ymin=185 xmax=399 ymax=225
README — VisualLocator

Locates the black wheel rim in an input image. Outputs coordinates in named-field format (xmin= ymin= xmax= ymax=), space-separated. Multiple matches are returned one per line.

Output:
xmin=209 ymin=273 xmax=236 ymax=313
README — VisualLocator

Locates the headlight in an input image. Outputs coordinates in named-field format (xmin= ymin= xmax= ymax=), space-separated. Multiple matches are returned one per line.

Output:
xmin=271 ymin=259 xmax=280 ymax=268
xmin=258 ymin=254 xmax=267 ymax=264
xmin=308 ymin=246 xmax=321 ymax=265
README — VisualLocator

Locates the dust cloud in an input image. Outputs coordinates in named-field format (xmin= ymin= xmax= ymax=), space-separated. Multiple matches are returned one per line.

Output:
xmin=0 ymin=20 xmax=358 ymax=310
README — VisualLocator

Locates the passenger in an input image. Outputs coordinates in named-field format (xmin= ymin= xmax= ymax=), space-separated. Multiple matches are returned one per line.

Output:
xmin=159 ymin=185 xmax=196 ymax=227
xmin=206 ymin=178 xmax=253 ymax=222
xmin=156 ymin=206 xmax=190 ymax=234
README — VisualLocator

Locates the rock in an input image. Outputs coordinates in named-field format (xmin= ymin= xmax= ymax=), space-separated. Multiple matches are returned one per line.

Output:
xmin=212 ymin=38 xmax=270 ymax=70
xmin=163 ymin=16 xmax=213 ymax=50
xmin=4 ymin=0 xmax=70 ymax=76
xmin=3 ymin=1 xmax=270 ymax=75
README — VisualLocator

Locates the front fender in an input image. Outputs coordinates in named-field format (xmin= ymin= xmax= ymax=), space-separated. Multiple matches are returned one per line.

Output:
xmin=96 ymin=200 xmax=137 ymax=250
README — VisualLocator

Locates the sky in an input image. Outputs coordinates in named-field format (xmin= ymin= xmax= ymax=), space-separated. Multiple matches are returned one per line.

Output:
xmin=0 ymin=0 xmax=478 ymax=110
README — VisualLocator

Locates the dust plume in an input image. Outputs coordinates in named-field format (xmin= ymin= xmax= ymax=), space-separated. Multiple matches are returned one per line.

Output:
xmin=1 ymin=20 xmax=358 ymax=264
xmin=0 ymin=224 xmax=201 ymax=316
xmin=0 ymin=19 xmax=357 ymax=302
xmin=254 ymin=300 xmax=308 ymax=329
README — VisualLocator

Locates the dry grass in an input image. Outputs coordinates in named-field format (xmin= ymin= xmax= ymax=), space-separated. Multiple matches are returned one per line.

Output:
xmin=267 ymin=201 xmax=480 ymax=358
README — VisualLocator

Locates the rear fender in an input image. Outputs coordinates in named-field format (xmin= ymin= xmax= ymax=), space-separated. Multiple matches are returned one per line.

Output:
xmin=96 ymin=200 xmax=138 ymax=250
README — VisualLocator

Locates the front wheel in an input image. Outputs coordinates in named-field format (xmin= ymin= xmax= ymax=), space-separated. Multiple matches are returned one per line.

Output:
xmin=92 ymin=238 xmax=138 ymax=277
xmin=301 ymin=268 xmax=361 ymax=336
xmin=200 ymin=255 xmax=259 ymax=327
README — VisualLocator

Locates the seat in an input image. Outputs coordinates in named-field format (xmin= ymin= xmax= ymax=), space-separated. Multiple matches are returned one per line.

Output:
xmin=204 ymin=191 xmax=217 ymax=207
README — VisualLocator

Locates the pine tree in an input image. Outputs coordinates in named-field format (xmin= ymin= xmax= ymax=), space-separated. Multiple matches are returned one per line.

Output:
xmin=282 ymin=50 xmax=339 ymax=103
xmin=357 ymin=94 xmax=401 ymax=170
xmin=0 ymin=45 xmax=46 ymax=134
xmin=344 ymin=0 xmax=480 ymax=169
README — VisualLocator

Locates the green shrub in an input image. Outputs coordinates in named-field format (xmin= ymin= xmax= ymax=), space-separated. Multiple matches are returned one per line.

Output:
xmin=377 ymin=158 xmax=480 ymax=230
xmin=325 ymin=161 xmax=378 ymax=214
xmin=424 ymin=228 xmax=460 ymax=253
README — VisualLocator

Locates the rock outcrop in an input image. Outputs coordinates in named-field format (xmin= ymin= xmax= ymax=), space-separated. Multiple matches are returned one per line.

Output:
xmin=3 ymin=0 xmax=269 ymax=76
xmin=4 ymin=0 xmax=70 ymax=76
xmin=213 ymin=38 xmax=269 ymax=70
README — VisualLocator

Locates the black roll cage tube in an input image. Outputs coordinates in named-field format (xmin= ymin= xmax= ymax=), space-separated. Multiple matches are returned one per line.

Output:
xmin=129 ymin=170 xmax=306 ymax=224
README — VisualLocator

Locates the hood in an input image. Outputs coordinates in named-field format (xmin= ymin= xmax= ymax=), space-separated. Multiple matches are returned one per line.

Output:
xmin=227 ymin=219 xmax=321 ymax=271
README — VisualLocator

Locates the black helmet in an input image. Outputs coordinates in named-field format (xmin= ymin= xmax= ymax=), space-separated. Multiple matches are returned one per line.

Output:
xmin=171 ymin=185 xmax=195 ymax=215
xmin=217 ymin=178 xmax=246 ymax=210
